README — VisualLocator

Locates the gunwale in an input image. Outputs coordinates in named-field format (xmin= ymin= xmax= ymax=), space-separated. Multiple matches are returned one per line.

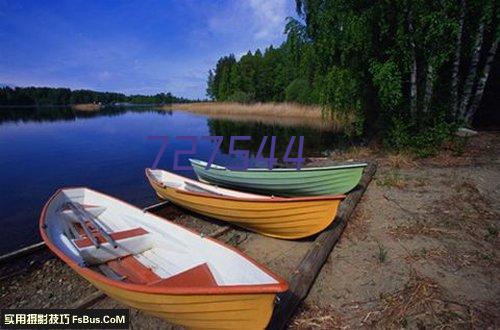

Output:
xmin=145 ymin=168 xmax=345 ymax=202
xmin=190 ymin=158 xmax=367 ymax=172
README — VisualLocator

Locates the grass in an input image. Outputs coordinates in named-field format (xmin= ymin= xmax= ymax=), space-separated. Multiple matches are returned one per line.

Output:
xmin=485 ymin=224 xmax=498 ymax=240
xmin=450 ymin=136 xmax=469 ymax=156
xmin=376 ymin=170 xmax=406 ymax=188
xmin=340 ymin=146 xmax=375 ymax=160
xmin=163 ymin=101 xmax=356 ymax=131
xmin=386 ymin=152 xmax=415 ymax=168
xmin=290 ymin=304 xmax=342 ymax=329
xmin=377 ymin=243 xmax=388 ymax=263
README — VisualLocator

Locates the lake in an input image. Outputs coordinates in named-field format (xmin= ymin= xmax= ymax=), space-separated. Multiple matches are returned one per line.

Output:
xmin=0 ymin=106 xmax=355 ymax=254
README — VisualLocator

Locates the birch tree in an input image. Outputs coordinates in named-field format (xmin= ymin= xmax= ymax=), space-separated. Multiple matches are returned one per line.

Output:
xmin=465 ymin=37 xmax=499 ymax=121
xmin=457 ymin=0 xmax=498 ymax=123
xmin=451 ymin=0 xmax=466 ymax=116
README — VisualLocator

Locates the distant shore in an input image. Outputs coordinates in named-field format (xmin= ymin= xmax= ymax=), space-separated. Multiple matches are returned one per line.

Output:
xmin=70 ymin=103 xmax=104 ymax=111
xmin=164 ymin=102 xmax=353 ymax=131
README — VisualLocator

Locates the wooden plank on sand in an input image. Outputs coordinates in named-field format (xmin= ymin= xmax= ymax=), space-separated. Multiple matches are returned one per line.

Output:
xmin=0 ymin=242 xmax=46 ymax=265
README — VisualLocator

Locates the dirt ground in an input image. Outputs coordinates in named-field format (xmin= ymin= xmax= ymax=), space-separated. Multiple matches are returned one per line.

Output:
xmin=0 ymin=132 xmax=498 ymax=329
xmin=290 ymin=132 xmax=500 ymax=329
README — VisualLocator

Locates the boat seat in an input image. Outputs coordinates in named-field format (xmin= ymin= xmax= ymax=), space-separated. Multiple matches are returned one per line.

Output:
xmin=103 ymin=257 xmax=219 ymax=288
xmin=150 ymin=263 xmax=218 ymax=287
xmin=74 ymin=227 xmax=148 ymax=248
xmin=107 ymin=255 xmax=161 ymax=284
xmin=74 ymin=227 xmax=153 ymax=265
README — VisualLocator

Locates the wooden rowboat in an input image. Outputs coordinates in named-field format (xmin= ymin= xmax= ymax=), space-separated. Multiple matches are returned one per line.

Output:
xmin=40 ymin=187 xmax=288 ymax=329
xmin=189 ymin=158 xmax=367 ymax=196
xmin=145 ymin=169 xmax=345 ymax=239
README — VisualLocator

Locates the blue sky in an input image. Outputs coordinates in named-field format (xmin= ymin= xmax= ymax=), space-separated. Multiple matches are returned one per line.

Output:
xmin=0 ymin=0 xmax=296 ymax=99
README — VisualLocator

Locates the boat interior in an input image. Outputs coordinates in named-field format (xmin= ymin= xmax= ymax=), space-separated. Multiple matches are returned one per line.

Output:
xmin=147 ymin=168 xmax=268 ymax=199
xmin=43 ymin=188 xmax=279 ymax=288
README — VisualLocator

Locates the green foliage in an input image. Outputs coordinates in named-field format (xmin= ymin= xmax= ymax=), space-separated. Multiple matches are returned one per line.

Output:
xmin=0 ymin=86 xmax=190 ymax=106
xmin=320 ymin=67 xmax=361 ymax=113
xmin=320 ymin=67 xmax=364 ymax=136
xmin=370 ymin=61 xmax=403 ymax=112
xmin=386 ymin=114 xmax=455 ymax=158
xmin=227 ymin=91 xmax=254 ymax=103
xmin=206 ymin=70 xmax=215 ymax=99
xmin=284 ymin=78 xmax=310 ymax=104
xmin=207 ymin=0 xmax=497 ymax=153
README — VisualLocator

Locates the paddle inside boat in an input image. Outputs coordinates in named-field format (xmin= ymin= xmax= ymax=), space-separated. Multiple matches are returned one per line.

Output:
xmin=145 ymin=168 xmax=345 ymax=239
xmin=40 ymin=187 xmax=288 ymax=329
xmin=189 ymin=158 xmax=367 ymax=196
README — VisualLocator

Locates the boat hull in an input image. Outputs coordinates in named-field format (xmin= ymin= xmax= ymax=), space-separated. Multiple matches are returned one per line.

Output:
xmin=147 ymin=178 xmax=342 ymax=239
xmin=191 ymin=160 xmax=365 ymax=196
xmin=83 ymin=272 xmax=276 ymax=329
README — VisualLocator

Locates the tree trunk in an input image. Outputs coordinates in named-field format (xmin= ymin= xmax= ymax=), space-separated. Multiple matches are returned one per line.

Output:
xmin=452 ymin=0 xmax=466 ymax=117
xmin=410 ymin=54 xmax=418 ymax=114
xmin=408 ymin=12 xmax=418 ymax=115
xmin=422 ymin=63 xmax=434 ymax=113
xmin=459 ymin=20 xmax=485 ymax=118
xmin=465 ymin=37 xmax=499 ymax=122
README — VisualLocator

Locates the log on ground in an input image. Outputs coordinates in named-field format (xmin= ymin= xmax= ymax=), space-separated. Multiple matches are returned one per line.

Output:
xmin=268 ymin=161 xmax=378 ymax=329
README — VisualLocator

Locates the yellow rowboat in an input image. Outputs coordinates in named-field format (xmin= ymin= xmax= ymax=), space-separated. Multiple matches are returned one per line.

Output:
xmin=145 ymin=169 xmax=345 ymax=239
xmin=40 ymin=187 xmax=288 ymax=329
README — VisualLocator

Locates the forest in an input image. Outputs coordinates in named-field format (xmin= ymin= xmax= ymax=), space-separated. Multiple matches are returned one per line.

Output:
xmin=207 ymin=0 xmax=498 ymax=153
xmin=0 ymin=86 xmax=191 ymax=106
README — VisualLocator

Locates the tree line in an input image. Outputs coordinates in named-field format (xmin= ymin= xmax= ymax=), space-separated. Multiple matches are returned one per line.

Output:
xmin=207 ymin=0 xmax=498 ymax=153
xmin=0 ymin=86 xmax=191 ymax=106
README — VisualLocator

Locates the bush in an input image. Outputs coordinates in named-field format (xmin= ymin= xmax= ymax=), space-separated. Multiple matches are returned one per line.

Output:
xmin=227 ymin=91 xmax=254 ymax=103
xmin=386 ymin=114 xmax=455 ymax=157
xmin=285 ymin=78 xmax=311 ymax=104
xmin=320 ymin=67 xmax=364 ymax=136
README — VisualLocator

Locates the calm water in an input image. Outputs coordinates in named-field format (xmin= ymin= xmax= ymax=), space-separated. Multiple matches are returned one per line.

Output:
xmin=0 ymin=106 xmax=354 ymax=254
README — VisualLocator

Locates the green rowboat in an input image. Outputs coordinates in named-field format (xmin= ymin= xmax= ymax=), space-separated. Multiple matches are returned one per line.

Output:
xmin=189 ymin=159 xmax=366 ymax=197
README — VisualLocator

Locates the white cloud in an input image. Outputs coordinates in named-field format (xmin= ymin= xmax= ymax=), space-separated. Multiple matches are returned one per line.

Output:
xmin=208 ymin=0 xmax=290 ymax=43
xmin=248 ymin=0 xmax=287 ymax=40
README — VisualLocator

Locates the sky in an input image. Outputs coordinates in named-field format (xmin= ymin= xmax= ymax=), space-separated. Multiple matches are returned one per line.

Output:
xmin=0 ymin=0 xmax=296 ymax=99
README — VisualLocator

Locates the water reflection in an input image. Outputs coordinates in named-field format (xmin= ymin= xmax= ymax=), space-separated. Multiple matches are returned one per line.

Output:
xmin=0 ymin=106 xmax=363 ymax=254
xmin=0 ymin=106 xmax=172 ymax=124
xmin=207 ymin=118 xmax=356 ymax=158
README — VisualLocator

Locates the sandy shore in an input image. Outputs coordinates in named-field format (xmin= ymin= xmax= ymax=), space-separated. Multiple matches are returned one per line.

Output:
xmin=1 ymin=132 xmax=498 ymax=328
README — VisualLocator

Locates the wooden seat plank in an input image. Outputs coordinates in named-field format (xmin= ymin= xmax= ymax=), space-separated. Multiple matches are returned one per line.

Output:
xmin=150 ymin=263 xmax=218 ymax=287
xmin=107 ymin=255 xmax=160 ymax=284
xmin=74 ymin=227 xmax=148 ymax=248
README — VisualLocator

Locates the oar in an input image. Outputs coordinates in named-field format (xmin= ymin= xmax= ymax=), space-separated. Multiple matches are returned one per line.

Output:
xmin=63 ymin=203 xmax=100 ymax=248
xmin=66 ymin=202 xmax=118 ymax=249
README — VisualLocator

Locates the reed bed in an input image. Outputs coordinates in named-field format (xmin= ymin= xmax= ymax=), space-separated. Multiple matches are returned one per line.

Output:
xmin=71 ymin=103 xmax=103 ymax=111
xmin=165 ymin=102 xmax=354 ymax=131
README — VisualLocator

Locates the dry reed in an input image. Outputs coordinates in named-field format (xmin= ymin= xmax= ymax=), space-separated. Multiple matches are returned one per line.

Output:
xmin=71 ymin=103 xmax=103 ymax=111
xmin=386 ymin=152 xmax=416 ymax=168
xmin=164 ymin=102 xmax=355 ymax=131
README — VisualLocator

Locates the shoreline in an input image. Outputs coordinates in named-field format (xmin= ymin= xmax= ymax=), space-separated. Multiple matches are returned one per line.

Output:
xmin=1 ymin=132 xmax=498 ymax=328
xmin=164 ymin=102 xmax=355 ymax=131
xmin=70 ymin=103 xmax=104 ymax=111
